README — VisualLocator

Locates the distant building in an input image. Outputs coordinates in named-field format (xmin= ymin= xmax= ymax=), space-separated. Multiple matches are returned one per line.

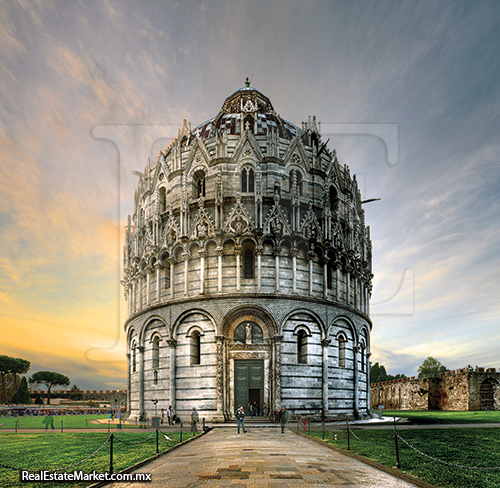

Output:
xmin=122 ymin=83 xmax=374 ymax=421
xmin=371 ymin=368 xmax=499 ymax=410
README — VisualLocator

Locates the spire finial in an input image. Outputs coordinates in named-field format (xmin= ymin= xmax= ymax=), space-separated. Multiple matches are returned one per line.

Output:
xmin=245 ymin=77 xmax=251 ymax=87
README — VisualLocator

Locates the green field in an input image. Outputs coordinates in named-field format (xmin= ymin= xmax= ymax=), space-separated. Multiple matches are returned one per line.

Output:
xmin=307 ymin=427 xmax=500 ymax=488
xmin=383 ymin=410 xmax=500 ymax=424
xmin=0 ymin=414 xmax=125 ymax=430
xmin=0 ymin=431 xmax=195 ymax=488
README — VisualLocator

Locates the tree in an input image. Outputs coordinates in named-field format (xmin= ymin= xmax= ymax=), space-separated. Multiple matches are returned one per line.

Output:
xmin=11 ymin=358 xmax=31 ymax=391
xmin=370 ymin=362 xmax=406 ymax=384
xmin=29 ymin=371 xmax=70 ymax=405
xmin=418 ymin=356 xmax=448 ymax=378
xmin=11 ymin=376 xmax=32 ymax=404
xmin=0 ymin=355 xmax=16 ymax=403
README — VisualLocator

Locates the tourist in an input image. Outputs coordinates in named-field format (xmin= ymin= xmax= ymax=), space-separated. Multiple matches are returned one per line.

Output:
xmin=235 ymin=405 xmax=246 ymax=433
xmin=262 ymin=403 xmax=268 ymax=418
xmin=248 ymin=402 xmax=254 ymax=419
xmin=43 ymin=414 xmax=54 ymax=430
xmin=167 ymin=405 xmax=172 ymax=425
xmin=278 ymin=406 xmax=288 ymax=433
xmin=191 ymin=407 xmax=199 ymax=433
xmin=160 ymin=408 xmax=165 ymax=425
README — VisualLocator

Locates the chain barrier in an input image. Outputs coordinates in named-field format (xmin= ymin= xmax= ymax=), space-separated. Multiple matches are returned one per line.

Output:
xmin=396 ymin=432 xmax=500 ymax=471
xmin=0 ymin=436 xmax=111 ymax=472
xmin=348 ymin=427 xmax=394 ymax=446
xmin=113 ymin=431 xmax=156 ymax=445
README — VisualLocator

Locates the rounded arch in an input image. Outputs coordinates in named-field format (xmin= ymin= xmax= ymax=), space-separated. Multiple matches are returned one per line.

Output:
xmin=126 ymin=325 xmax=139 ymax=353
xmin=281 ymin=309 xmax=326 ymax=338
xmin=204 ymin=238 xmax=219 ymax=253
xmin=171 ymin=309 xmax=217 ymax=340
xmin=329 ymin=316 xmax=357 ymax=343
xmin=358 ymin=325 xmax=370 ymax=349
xmin=222 ymin=305 xmax=278 ymax=338
xmin=292 ymin=324 xmax=312 ymax=337
xmin=140 ymin=316 xmax=169 ymax=345
xmin=185 ymin=325 xmax=206 ymax=338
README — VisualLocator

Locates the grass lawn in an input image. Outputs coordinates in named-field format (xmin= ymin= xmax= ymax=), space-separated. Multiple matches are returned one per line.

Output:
xmin=307 ymin=427 xmax=500 ymax=488
xmin=0 ymin=431 xmax=196 ymax=488
xmin=0 ymin=414 xmax=142 ymax=430
xmin=382 ymin=410 xmax=500 ymax=424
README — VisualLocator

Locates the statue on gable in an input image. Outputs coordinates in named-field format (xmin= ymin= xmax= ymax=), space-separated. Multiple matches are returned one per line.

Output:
xmin=271 ymin=219 xmax=283 ymax=237
xmin=167 ymin=229 xmax=176 ymax=246
xmin=197 ymin=220 xmax=207 ymax=239
xmin=234 ymin=217 xmax=245 ymax=235
xmin=306 ymin=223 xmax=317 ymax=241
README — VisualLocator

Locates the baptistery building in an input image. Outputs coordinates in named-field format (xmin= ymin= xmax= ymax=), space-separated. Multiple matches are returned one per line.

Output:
xmin=123 ymin=82 xmax=374 ymax=422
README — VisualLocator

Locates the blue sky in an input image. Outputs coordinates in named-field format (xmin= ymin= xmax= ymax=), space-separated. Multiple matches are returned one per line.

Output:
xmin=1 ymin=0 xmax=499 ymax=388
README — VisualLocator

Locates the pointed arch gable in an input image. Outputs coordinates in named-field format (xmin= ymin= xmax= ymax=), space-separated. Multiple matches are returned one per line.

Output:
xmin=282 ymin=134 xmax=310 ymax=171
xmin=184 ymin=135 xmax=211 ymax=177
xmin=233 ymin=130 xmax=263 ymax=163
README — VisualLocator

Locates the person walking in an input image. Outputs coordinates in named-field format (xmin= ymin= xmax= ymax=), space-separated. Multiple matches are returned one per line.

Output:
xmin=278 ymin=406 xmax=288 ymax=433
xmin=235 ymin=405 xmax=246 ymax=433
xmin=167 ymin=405 xmax=172 ymax=425
xmin=191 ymin=407 xmax=199 ymax=433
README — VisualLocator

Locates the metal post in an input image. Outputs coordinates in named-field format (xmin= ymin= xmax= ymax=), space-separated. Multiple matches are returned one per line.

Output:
xmin=61 ymin=420 xmax=63 ymax=433
xmin=203 ymin=418 xmax=205 ymax=432
xmin=346 ymin=419 xmax=350 ymax=451
xmin=109 ymin=434 xmax=114 ymax=474
xmin=180 ymin=423 xmax=183 ymax=442
xmin=156 ymin=427 xmax=159 ymax=454
xmin=15 ymin=419 xmax=18 ymax=433
xmin=322 ymin=420 xmax=325 ymax=440
xmin=393 ymin=417 xmax=401 ymax=469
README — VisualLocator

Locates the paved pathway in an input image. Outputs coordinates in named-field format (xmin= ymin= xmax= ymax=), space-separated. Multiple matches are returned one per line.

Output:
xmin=106 ymin=428 xmax=421 ymax=487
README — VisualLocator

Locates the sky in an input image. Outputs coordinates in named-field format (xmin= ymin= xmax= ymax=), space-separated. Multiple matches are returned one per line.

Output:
xmin=1 ymin=0 xmax=499 ymax=389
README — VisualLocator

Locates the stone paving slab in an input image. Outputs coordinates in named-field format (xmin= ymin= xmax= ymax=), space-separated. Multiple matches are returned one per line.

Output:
xmin=105 ymin=428 xmax=422 ymax=487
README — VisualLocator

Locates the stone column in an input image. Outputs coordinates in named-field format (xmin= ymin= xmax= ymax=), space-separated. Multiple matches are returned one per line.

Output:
xmin=214 ymin=335 xmax=226 ymax=422
xmin=321 ymin=339 xmax=331 ymax=417
xmin=168 ymin=258 xmax=176 ymax=299
xmin=274 ymin=248 xmax=281 ymax=293
xmin=256 ymin=246 xmax=263 ymax=291
xmin=291 ymin=247 xmax=298 ymax=294
xmin=308 ymin=251 xmax=315 ymax=295
xmin=167 ymin=339 xmax=177 ymax=411
xmin=273 ymin=335 xmax=283 ymax=411
xmin=235 ymin=245 xmax=241 ymax=291
xmin=138 ymin=273 xmax=144 ymax=310
xmin=346 ymin=269 xmax=351 ymax=306
xmin=323 ymin=258 xmax=329 ymax=299
xmin=131 ymin=280 xmax=136 ymax=314
xmin=138 ymin=346 xmax=145 ymax=415
xmin=216 ymin=248 xmax=223 ymax=293
xmin=366 ymin=352 xmax=372 ymax=413
xmin=154 ymin=263 xmax=162 ymax=303
xmin=335 ymin=263 xmax=341 ymax=302
xmin=126 ymin=353 xmax=131 ymax=412
xmin=182 ymin=252 xmax=190 ymax=296
xmin=146 ymin=268 xmax=151 ymax=306
xmin=199 ymin=250 xmax=206 ymax=294
xmin=353 ymin=345 xmax=360 ymax=417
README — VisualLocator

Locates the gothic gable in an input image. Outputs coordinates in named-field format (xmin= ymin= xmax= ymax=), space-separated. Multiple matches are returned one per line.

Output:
xmin=282 ymin=134 xmax=310 ymax=171
xmin=223 ymin=194 xmax=255 ymax=237
xmin=185 ymin=134 xmax=211 ymax=176
xmin=233 ymin=129 xmax=263 ymax=163
xmin=188 ymin=197 xmax=216 ymax=241
xmin=299 ymin=200 xmax=324 ymax=243
xmin=162 ymin=204 xmax=181 ymax=248
xmin=263 ymin=192 xmax=293 ymax=238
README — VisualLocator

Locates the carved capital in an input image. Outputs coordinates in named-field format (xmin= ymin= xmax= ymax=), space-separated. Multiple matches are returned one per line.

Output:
xmin=198 ymin=249 xmax=207 ymax=258
xmin=255 ymin=246 xmax=264 ymax=255
xmin=167 ymin=339 xmax=177 ymax=348
xmin=137 ymin=346 xmax=145 ymax=353
xmin=353 ymin=345 xmax=360 ymax=353
xmin=321 ymin=339 xmax=331 ymax=348
xmin=215 ymin=247 xmax=224 ymax=257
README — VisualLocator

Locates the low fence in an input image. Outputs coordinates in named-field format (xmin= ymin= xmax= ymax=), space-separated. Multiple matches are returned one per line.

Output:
xmin=298 ymin=417 xmax=500 ymax=472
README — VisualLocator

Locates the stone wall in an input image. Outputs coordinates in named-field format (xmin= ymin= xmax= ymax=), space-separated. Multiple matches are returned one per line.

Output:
xmin=371 ymin=368 xmax=500 ymax=411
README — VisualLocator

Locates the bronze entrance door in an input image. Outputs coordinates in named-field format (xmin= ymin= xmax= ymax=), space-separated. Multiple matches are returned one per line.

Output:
xmin=234 ymin=359 xmax=264 ymax=414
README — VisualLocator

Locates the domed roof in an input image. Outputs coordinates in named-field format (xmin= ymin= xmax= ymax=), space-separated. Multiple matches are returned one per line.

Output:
xmin=194 ymin=84 xmax=299 ymax=141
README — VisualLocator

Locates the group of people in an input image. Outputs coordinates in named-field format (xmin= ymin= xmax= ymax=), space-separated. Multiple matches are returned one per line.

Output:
xmin=158 ymin=406 xmax=181 ymax=425
xmin=235 ymin=405 xmax=288 ymax=433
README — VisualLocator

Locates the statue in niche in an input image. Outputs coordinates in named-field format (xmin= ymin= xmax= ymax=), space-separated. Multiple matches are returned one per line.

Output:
xmin=197 ymin=221 xmax=207 ymax=238
xmin=234 ymin=322 xmax=264 ymax=345
xmin=167 ymin=229 xmax=176 ymax=245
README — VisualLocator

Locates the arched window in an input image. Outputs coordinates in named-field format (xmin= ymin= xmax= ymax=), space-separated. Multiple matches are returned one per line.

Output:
xmin=248 ymin=169 xmax=254 ymax=192
xmin=297 ymin=330 xmax=307 ymax=364
xmin=297 ymin=171 xmax=303 ymax=197
xmin=159 ymin=187 xmax=166 ymax=213
xmin=338 ymin=335 xmax=347 ymax=368
xmin=190 ymin=330 xmax=201 ymax=365
xmin=244 ymin=250 xmax=254 ymax=279
xmin=360 ymin=343 xmax=365 ymax=372
xmin=241 ymin=168 xmax=255 ymax=193
xmin=329 ymin=186 xmax=338 ymax=211
xmin=152 ymin=336 xmax=160 ymax=369
xmin=132 ymin=342 xmax=137 ymax=373
xmin=154 ymin=370 xmax=158 ymax=385
xmin=194 ymin=170 xmax=206 ymax=199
